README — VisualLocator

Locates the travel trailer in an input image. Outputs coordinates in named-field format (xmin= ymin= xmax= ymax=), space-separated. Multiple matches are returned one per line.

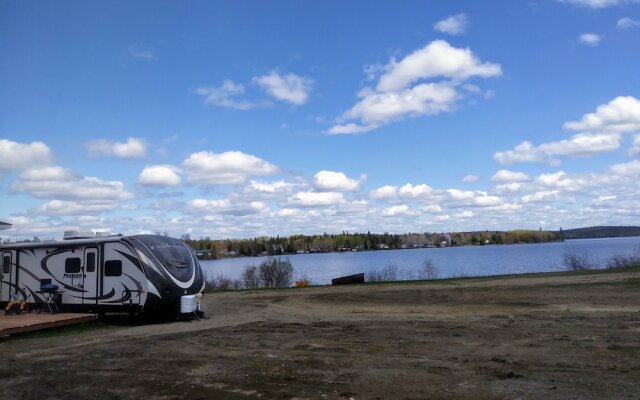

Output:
xmin=0 ymin=232 xmax=206 ymax=316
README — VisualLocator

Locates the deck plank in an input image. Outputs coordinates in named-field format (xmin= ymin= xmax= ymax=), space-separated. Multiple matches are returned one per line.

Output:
xmin=0 ymin=312 xmax=97 ymax=335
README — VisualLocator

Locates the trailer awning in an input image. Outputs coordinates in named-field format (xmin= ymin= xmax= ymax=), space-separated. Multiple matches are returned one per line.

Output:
xmin=0 ymin=221 xmax=12 ymax=230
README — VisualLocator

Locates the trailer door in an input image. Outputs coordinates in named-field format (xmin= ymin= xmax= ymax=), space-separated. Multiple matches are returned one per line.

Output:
xmin=1 ymin=252 xmax=14 ymax=302
xmin=82 ymin=247 xmax=99 ymax=304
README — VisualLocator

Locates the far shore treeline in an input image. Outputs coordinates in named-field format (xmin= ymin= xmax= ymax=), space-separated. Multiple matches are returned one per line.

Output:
xmin=184 ymin=229 xmax=562 ymax=260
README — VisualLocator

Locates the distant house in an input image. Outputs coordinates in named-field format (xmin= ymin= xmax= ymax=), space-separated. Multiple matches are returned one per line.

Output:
xmin=378 ymin=243 xmax=389 ymax=249
xmin=439 ymin=234 xmax=452 ymax=247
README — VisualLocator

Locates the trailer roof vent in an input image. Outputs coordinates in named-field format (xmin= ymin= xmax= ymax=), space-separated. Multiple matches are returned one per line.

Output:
xmin=63 ymin=230 xmax=94 ymax=240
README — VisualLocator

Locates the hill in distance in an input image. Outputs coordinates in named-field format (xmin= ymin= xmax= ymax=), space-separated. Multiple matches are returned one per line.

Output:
xmin=561 ymin=226 xmax=640 ymax=240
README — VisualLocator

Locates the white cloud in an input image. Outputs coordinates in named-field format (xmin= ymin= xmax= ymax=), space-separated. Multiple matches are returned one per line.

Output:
xmin=495 ymin=182 xmax=526 ymax=192
xmin=399 ymin=183 xmax=433 ymax=198
xmin=521 ymin=190 xmax=560 ymax=203
xmin=0 ymin=139 xmax=52 ymax=172
xmin=247 ymin=180 xmax=294 ymax=193
xmin=376 ymin=40 xmax=502 ymax=93
xmin=327 ymin=123 xmax=378 ymax=135
xmin=474 ymin=195 xmax=503 ymax=207
xmin=557 ymin=0 xmax=639 ymax=8
xmin=617 ymin=17 xmax=640 ymax=28
xmin=578 ymin=33 xmax=602 ymax=46
xmin=339 ymin=83 xmax=457 ymax=126
xmin=287 ymin=191 xmax=345 ymax=207
xmin=369 ymin=185 xmax=398 ymax=200
xmin=188 ymin=198 xmax=267 ymax=216
xmin=495 ymin=97 xmax=640 ymax=165
xmin=138 ymin=165 xmax=182 ymax=187
xmin=446 ymin=189 xmax=476 ymax=201
xmin=491 ymin=169 xmax=531 ymax=182
xmin=433 ymin=13 xmax=468 ymax=35
xmin=328 ymin=40 xmax=501 ymax=134
xmin=35 ymin=200 xmax=117 ymax=216
xmin=535 ymin=171 xmax=587 ymax=191
xmin=629 ymin=135 xmax=640 ymax=156
xmin=252 ymin=71 xmax=313 ymax=105
xmin=592 ymin=195 xmax=616 ymax=205
xmin=494 ymin=134 xmax=622 ymax=165
xmin=382 ymin=204 xmax=410 ymax=217
xmin=85 ymin=137 xmax=147 ymax=159
xmin=11 ymin=166 xmax=132 ymax=201
xmin=610 ymin=159 xmax=640 ymax=176
xmin=493 ymin=141 xmax=548 ymax=165
xmin=462 ymin=174 xmax=479 ymax=183
xmin=182 ymin=151 xmax=278 ymax=185
xmin=313 ymin=170 xmax=366 ymax=192
xmin=194 ymin=80 xmax=254 ymax=110
xmin=563 ymin=96 xmax=640 ymax=134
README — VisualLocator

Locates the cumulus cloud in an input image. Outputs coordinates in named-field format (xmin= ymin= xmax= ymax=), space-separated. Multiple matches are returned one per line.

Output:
xmin=610 ymin=159 xmax=640 ymax=176
xmin=338 ymin=83 xmax=457 ymax=127
xmin=491 ymin=170 xmax=531 ymax=182
xmin=193 ymin=80 xmax=254 ymax=110
xmin=579 ymin=33 xmax=602 ymax=46
xmin=182 ymin=151 xmax=278 ymax=185
xmin=494 ymin=134 xmax=621 ymax=165
xmin=563 ymin=96 xmax=640 ymax=134
xmin=35 ymin=200 xmax=118 ymax=216
xmin=617 ymin=17 xmax=640 ymax=28
xmin=247 ymin=180 xmax=295 ymax=193
xmin=188 ymin=198 xmax=267 ymax=216
xmin=376 ymin=40 xmax=501 ymax=93
xmin=462 ymin=174 xmax=479 ymax=183
xmin=369 ymin=185 xmax=398 ymax=200
xmin=382 ymin=204 xmax=410 ymax=217
xmin=252 ymin=71 xmax=313 ymax=105
xmin=313 ymin=170 xmax=366 ymax=192
xmin=11 ymin=166 xmax=132 ymax=201
xmin=0 ymin=139 xmax=52 ymax=172
xmin=287 ymin=191 xmax=345 ymax=207
xmin=521 ymin=190 xmax=560 ymax=203
xmin=137 ymin=165 xmax=182 ymax=187
xmin=532 ymin=171 xmax=590 ymax=193
xmin=399 ymin=183 xmax=433 ymax=198
xmin=629 ymin=135 xmax=640 ymax=156
xmin=85 ymin=137 xmax=147 ymax=159
xmin=328 ymin=40 xmax=501 ymax=134
xmin=433 ymin=13 xmax=468 ymax=35
xmin=557 ymin=0 xmax=639 ymax=8
xmin=495 ymin=96 xmax=640 ymax=165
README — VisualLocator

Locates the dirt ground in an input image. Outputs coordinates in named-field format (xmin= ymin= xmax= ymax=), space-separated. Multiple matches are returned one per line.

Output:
xmin=2 ymin=269 xmax=640 ymax=400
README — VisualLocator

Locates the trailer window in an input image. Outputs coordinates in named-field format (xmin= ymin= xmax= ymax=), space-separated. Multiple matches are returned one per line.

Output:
xmin=3 ymin=255 xmax=10 ymax=273
xmin=86 ymin=252 xmax=96 ymax=272
xmin=65 ymin=258 xmax=81 ymax=273
xmin=105 ymin=260 xmax=122 ymax=277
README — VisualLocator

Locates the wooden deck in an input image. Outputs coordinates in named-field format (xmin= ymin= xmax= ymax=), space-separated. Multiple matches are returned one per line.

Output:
xmin=0 ymin=312 xmax=97 ymax=336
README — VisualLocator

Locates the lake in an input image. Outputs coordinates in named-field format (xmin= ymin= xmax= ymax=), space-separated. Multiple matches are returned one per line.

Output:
xmin=200 ymin=236 xmax=640 ymax=285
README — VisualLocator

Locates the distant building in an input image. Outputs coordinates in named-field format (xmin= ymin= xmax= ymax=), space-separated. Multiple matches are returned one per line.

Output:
xmin=378 ymin=243 xmax=389 ymax=249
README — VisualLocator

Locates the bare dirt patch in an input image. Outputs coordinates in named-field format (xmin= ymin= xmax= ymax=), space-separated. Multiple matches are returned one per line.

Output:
xmin=2 ymin=270 xmax=640 ymax=399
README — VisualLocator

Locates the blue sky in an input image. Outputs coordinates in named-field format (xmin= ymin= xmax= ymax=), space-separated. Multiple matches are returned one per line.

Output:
xmin=2 ymin=0 xmax=640 ymax=240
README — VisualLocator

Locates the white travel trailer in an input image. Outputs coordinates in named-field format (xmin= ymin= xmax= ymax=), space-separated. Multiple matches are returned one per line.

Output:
xmin=0 ymin=232 xmax=206 ymax=316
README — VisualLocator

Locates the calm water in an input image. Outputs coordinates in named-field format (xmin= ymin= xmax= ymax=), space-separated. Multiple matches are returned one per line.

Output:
xmin=200 ymin=236 xmax=640 ymax=285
